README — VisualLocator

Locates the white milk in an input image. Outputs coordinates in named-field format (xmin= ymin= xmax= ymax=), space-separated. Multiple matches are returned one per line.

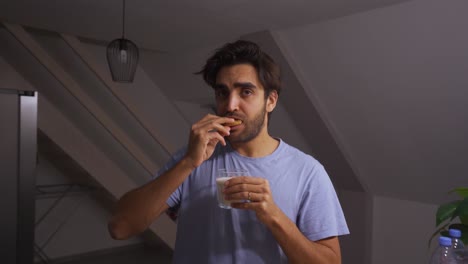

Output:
xmin=216 ymin=176 xmax=232 ymax=208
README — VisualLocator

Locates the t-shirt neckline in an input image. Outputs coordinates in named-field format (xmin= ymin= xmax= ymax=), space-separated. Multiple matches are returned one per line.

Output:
xmin=225 ymin=138 xmax=285 ymax=162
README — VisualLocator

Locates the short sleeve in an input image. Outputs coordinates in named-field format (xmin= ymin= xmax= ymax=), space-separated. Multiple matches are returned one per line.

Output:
xmin=296 ymin=164 xmax=349 ymax=241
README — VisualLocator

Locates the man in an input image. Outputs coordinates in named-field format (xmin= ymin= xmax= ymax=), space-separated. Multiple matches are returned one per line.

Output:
xmin=108 ymin=40 xmax=349 ymax=263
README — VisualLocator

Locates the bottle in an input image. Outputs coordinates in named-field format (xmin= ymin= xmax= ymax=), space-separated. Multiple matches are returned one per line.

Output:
xmin=430 ymin=236 xmax=457 ymax=264
xmin=449 ymin=229 xmax=465 ymax=250
xmin=449 ymin=229 xmax=467 ymax=263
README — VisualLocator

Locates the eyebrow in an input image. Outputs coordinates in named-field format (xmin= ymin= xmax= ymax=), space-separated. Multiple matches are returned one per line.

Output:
xmin=214 ymin=82 xmax=257 ymax=90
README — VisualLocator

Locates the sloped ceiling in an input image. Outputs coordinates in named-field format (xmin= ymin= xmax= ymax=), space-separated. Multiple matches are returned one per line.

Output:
xmin=0 ymin=0 xmax=412 ymax=52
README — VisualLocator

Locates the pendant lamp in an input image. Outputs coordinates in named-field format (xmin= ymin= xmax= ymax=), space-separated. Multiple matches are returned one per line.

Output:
xmin=107 ymin=0 xmax=139 ymax=82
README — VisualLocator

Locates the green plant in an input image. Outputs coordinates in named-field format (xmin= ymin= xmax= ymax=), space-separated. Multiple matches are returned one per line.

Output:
xmin=430 ymin=187 xmax=468 ymax=247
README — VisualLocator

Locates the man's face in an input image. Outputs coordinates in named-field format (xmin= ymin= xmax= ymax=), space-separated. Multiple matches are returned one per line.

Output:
xmin=214 ymin=64 xmax=276 ymax=143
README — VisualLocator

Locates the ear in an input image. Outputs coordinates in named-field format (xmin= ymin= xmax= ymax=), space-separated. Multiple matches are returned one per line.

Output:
xmin=266 ymin=90 xmax=278 ymax=113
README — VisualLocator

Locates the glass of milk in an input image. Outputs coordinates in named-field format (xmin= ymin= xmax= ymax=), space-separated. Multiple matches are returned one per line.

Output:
xmin=216 ymin=168 xmax=249 ymax=209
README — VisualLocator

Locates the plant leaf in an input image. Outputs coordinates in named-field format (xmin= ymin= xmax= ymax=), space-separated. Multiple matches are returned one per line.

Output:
xmin=451 ymin=197 xmax=468 ymax=221
xmin=460 ymin=215 xmax=468 ymax=225
xmin=437 ymin=200 xmax=462 ymax=226
xmin=450 ymin=187 xmax=468 ymax=198
xmin=462 ymin=232 xmax=468 ymax=245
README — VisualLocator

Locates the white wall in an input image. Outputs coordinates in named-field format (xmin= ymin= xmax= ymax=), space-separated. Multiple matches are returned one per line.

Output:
xmin=338 ymin=190 xmax=371 ymax=264
xmin=371 ymin=196 xmax=437 ymax=263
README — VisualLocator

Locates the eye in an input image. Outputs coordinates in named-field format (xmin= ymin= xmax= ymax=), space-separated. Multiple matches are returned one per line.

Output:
xmin=241 ymin=89 xmax=253 ymax=97
xmin=215 ymin=89 xmax=229 ymax=99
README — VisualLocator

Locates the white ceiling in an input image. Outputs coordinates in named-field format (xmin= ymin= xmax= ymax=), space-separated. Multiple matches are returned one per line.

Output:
xmin=0 ymin=0 xmax=411 ymax=53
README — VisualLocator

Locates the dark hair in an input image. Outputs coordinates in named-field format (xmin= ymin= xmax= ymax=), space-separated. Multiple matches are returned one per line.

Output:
xmin=197 ymin=40 xmax=281 ymax=98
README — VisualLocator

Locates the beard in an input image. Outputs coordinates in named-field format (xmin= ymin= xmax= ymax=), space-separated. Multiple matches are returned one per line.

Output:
xmin=223 ymin=103 xmax=267 ymax=144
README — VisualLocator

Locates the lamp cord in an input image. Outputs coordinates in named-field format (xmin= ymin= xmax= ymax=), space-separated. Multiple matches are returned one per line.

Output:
xmin=121 ymin=0 xmax=126 ymax=38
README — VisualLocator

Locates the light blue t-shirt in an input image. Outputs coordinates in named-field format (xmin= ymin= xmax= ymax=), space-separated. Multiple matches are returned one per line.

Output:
xmin=156 ymin=139 xmax=349 ymax=264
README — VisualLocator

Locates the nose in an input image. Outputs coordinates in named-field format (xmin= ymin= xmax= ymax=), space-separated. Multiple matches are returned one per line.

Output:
xmin=225 ymin=93 xmax=240 ymax=113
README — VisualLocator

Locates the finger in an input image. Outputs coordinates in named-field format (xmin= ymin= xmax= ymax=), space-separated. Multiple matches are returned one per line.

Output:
xmin=224 ymin=184 xmax=265 ymax=197
xmin=220 ymin=117 xmax=237 ymax=125
xmin=225 ymin=191 xmax=258 ymax=202
xmin=209 ymin=116 xmax=237 ymax=131
xmin=190 ymin=115 xmax=224 ymax=134
xmin=225 ymin=176 xmax=265 ymax=186
xmin=208 ymin=133 xmax=226 ymax=147
xmin=208 ymin=123 xmax=231 ymax=137
xmin=197 ymin=116 xmax=235 ymax=129
xmin=199 ymin=115 xmax=234 ymax=124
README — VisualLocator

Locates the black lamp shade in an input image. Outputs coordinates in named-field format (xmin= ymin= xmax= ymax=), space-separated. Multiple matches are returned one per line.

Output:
xmin=106 ymin=38 xmax=139 ymax=82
